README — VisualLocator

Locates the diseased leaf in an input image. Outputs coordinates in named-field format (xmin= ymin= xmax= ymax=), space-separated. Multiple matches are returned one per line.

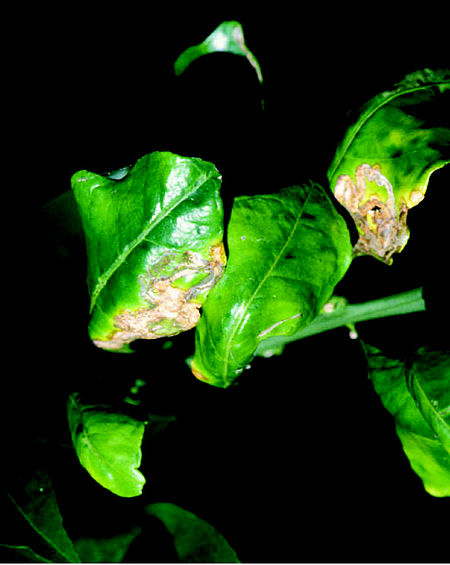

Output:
xmin=327 ymin=68 xmax=450 ymax=264
xmin=67 ymin=393 xmax=146 ymax=498
xmin=71 ymin=151 xmax=225 ymax=352
xmin=365 ymin=344 xmax=450 ymax=497
xmin=191 ymin=183 xmax=352 ymax=387
xmin=3 ymin=467 xmax=80 ymax=563
xmin=174 ymin=20 xmax=262 ymax=83
xmin=146 ymin=503 xmax=240 ymax=563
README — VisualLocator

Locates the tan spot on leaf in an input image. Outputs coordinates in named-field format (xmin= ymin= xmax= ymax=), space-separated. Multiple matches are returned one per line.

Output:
xmin=94 ymin=244 xmax=226 ymax=351
xmin=334 ymin=164 xmax=409 ymax=264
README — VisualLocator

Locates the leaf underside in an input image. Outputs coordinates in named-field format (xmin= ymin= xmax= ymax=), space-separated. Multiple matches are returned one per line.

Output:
xmin=74 ymin=526 xmax=142 ymax=563
xmin=67 ymin=394 xmax=146 ymax=498
xmin=146 ymin=503 xmax=240 ymax=563
xmin=174 ymin=20 xmax=262 ymax=83
xmin=365 ymin=343 xmax=450 ymax=497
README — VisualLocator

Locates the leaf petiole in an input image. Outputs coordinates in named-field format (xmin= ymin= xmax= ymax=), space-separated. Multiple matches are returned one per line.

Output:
xmin=255 ymin=287 xmax=426 ymax=357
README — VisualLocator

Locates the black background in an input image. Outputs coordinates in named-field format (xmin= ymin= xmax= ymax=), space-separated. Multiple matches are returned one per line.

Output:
xmin=5 ymin=4 xmax=450 ymax=563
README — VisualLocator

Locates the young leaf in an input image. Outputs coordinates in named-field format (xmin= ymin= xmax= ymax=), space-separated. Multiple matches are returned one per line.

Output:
xmin=174 ymin=20 xmax=263 ymax=83
xmin=71 ymin=151 xmax=225 ymax=352
xmin=191 ymin=183 xmax=353 ymax=387
xmin=327 ymin=68 xmax=450 ymax=264
xmin=4 ymin=467 xmax=80 ymax=563
xmin=365 ymin=344 xmax=450 ymax=497
xmin=67 ymin=393 xmax=146 ymax=498
xmin=145 ymin=502 xmax=240 ymax=563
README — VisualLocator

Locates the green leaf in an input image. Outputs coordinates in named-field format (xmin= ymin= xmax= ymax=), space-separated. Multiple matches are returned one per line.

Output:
xmin=71 ymin=151 xmax=225 ymax=352
xmin=365 ymin=344 xmax=450 ymax=497
xmin=74 ymin=526 xmax=142 ymax=563
xmin=67 ymin=393 xmax=146 ymax=498
xmin=146 ymin=503 xmax=240 ymax=563
xmin=191 ymin=183 xmax=353 ymax=387
xmin=327 ymin=68 xmax=450 ymax=264
xmin=4 ymin=467 xmax=80 ymax=562
xmin=0 ymin=544 xmax=52 ymax=563
xmin=174 ymin=20 xmax=262 ymax=83
xmin=407 ymin=348 xmax=450 ymax=454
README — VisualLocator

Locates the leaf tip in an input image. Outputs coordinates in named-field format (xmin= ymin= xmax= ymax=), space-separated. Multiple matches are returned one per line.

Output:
xmin=190 ymin=359 xmax=232 ymax=388
xmin=191 ymin=360 xmax=211 ymax=383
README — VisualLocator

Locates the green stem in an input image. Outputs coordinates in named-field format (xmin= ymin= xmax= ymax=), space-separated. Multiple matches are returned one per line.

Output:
xmin=255 ymin=287 xmax=425 ymax=357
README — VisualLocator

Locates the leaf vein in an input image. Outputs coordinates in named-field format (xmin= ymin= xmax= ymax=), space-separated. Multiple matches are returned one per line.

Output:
xmin=90 ymin=167 xmax=209 ymax=311
xmin=222 ymin=187 xmax=314 ymax=380
xmin=329 ymin=80 xmax=450 ymax=181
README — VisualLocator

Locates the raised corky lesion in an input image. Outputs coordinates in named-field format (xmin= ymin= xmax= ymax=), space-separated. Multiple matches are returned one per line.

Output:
xmin=334 ymin=164 xmax=410 ymax=264
xmin=93 ymin=244 xmax=226 ymax=351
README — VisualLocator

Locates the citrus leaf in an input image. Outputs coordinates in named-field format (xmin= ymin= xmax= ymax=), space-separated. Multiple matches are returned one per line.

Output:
xmin=174 ymin=20 xmax=262 ymax=83
xmin=0 ymin=544 xmax=52 ymax=563
xmin=67 ymin=394 xmax=146 ymax=498
xmin=71 ymin=151 xmax=225 ymax=352
xmin=145 ymin=503 xmax=240 ymax=563
xmin=4 ymin=467 xmax=80 ymax=562
xmin=407 ymin=348 xmax=450 ymax=454
xmin=74 ymin=526 xmax=142 ymax=563
xmin=191 ymin=183 xmax=352 ymax=387
xmin=327 ymin=68 xmax=450 ymax=264
xmin=365 ymin=344 xmax=450 ymax=497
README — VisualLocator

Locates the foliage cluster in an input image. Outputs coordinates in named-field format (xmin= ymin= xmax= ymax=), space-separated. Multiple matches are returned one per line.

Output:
xmin=3 ymin=15 xmax=449 ymax=564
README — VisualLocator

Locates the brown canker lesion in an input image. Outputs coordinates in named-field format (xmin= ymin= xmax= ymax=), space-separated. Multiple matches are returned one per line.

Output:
xmin=94 ymin=244 xmax=226 ymax=351
xmin=334 ymin=164 xmax=409 ymax=264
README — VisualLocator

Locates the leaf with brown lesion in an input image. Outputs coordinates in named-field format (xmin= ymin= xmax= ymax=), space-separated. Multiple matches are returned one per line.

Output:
xmin=96 ymin=244 xmax=226 ymax=352
xmin=335 ymin=163 xmax=410 ymax=263
xmin=328 ymin=68 xmax=450 ymax=264
xmin=72 ymin=151 xmax=226 ymax=352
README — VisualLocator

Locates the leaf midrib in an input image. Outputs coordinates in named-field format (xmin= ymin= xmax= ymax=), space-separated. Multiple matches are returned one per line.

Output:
xmin=222 ymin=187 xmax=314 ymax=381
xmin=328 ymin=80 xmax=450 ymax=182
xmin=411 ymin=373 xmax=450 ymax=444
xmin=90 ymin=168 xmax=212 ymax=312
xmin=6 ymin=493 xmax=79 ymax=563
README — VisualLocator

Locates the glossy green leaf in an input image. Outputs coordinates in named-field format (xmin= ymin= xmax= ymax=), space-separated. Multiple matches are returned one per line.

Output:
xmin=365 ymin=344 xmax=450 ymax=497
xmin=191 ymin=183 xmax=353 ymax=387
xmin=407 ymin=348 xmax=450 ymax=454
xmin=174 ymin=20 xmax=263 ymax=83
xmin=67 ymin=393 xmax=146 ymax=498
xmin=327 ymin=68 xmax=450 ymax=264
xmin=71 ymin=151 xmax=225 ymax=352
xmin=4 ymin=467 xmax=80 ymax=562
xmin=146 ymin=503 xmax=240 ymax=563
